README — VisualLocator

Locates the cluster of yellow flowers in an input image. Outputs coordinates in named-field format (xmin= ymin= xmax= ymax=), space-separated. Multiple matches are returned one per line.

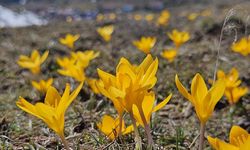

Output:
xmin=215 ymin=68 xmax=248 ymax=105
xmin=96 ymin=55 xmax=171 ymax=149
xmin=16 ymin=33 xmax=100 ymax=149
xmin=129 ymin=10 xmax=169 ymax=26
xmin=132 ymin=13 xmax=155 ymax=23
xmin=57 ymin=50 xmax=99 ymax=82
xmin=15 ymin=10 xmax=249 ymax=150
xmin=157 ymin=10 xmax=170 ymax=26
xmin=17 ymin=50 xmax=53 ymax=95
xmin=231 ymin=36 xmax=250 ymax=56
xmin=187 ymin=9 xmax=212 ymax=21
xmin=96 ymin=13 xmax=117 ymax=22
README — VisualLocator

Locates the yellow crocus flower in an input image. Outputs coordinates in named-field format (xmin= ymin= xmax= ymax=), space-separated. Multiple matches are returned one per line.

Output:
xmin=161 ymin=48 xmax=178 ymax=62
xmin=225 ymin=87 xmax=248 ymax=105
xmin=176 ymin=73 xmax=225 ymax=150
xmin=157 ymin=10 xmax=170 ymax=26
xmin=58 ymin=65 xmax=86 ymax=82
xmin=217 ymin=68 xmax=241 ymax=90
xmin=231 ymin=37 xmax=250 ymax=56
xmin=97 ymin=115 xmax=134 ymax=140
xmin=187 ymin=13 xmax=199 ymax=21
xmin=97 ymin=54 xmax=158 ymax=114
xmin=59 ymin=33 xmax=80 ymax=49
xmin=133 ymin=92 xmax=172 ymax=127
xmin=167 ymin=29 xmax=190 ymax=48
xmin=175 ymin=73 xmax=225 ymax=124
xmin=31 ymin=78 xmax=53 ymax=94
xmin=16 ymin=82 xmax=83 ymax=149
xmin=134 ymin=14 xmax=142 ymax=21
xmin=145 ymin=13 xmax=154 ymax=22
xmin=17 ymin=50 xmax=49 ymax=75
xmin=207 ymin=125 xmax=250 ymax=150
xmin=96 ymin=13 xmax=104 ymax=22
xmin=56 ymin=56 xmax=77 ymax=69
xmin=71 ymin=50 xmax=100 ymax=68
xmin=133 ymin=37 xmax=156 ymax=54
xmin=97 ymin=25 xmax=114 ymax=42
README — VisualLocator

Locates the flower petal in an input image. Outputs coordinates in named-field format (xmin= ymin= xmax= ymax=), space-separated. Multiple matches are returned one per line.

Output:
xmin=175 ymin=74 xmax=193 ymax=103
xmin=40 ymin=50 xmax=49 ymax=63
xmin=16 ymin=97 xmax=42 ymax=120
xmin=191 ymin=73 xmax=208 ymax=102
xmin=152 ymin=94 xmax=172 ymax=112
xmin=44 ymin=86 xmax=61 ymax=107
xmin=229 ymin=125 xmax=249 ymax=147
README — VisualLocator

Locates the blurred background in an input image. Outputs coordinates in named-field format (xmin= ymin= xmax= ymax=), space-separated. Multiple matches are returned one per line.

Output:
xmin=0 ymin=0 xmax=246 ymax=28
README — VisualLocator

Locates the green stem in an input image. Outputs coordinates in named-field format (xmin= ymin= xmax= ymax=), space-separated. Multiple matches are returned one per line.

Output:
xmin=229 ymin=104 xmax=236 ymax=126
xmin=138 ymin=108 xmax=154 ymax=149
xmin=198 ymin=123 xmax=206 ymax=150
xmin=60 ymin=134 xmax=70 ymax=150
xmin=129 ymin=113 xmax=142 ymax=150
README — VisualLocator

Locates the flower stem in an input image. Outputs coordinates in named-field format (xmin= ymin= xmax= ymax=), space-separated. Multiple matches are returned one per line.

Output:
xmin=118 ymin=114 xmax=123 ymax=137
xmin=198 ymin=123 xmax=206 ymax=150
xmin=129 ymin=113 xmax=142 ymax=150
xmin=60 ymin=134 xmax=70 ymax=150
xmin=138 ymin=108 xmax=154 ymax=149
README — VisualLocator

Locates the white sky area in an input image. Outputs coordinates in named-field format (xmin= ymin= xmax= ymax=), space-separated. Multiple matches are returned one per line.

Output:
xmin=0 ymin=5 xmax=47 ymax=28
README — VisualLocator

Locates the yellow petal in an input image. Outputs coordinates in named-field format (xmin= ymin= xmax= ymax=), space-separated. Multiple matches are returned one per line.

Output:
xmin=132 ymin=93 xmax=155 ymax=126
xmin=207 ymin=136 xmax=220 ymax=150
xmin=31 ymin=81 xmax=41 ymax=91
xmin=138 ymin=54 xmax=153 ymax=71
xmin=97 ymin=68 xmax=116 ymax=85
xmin=44 ymin=86 xmax=61 ymax=107
xmin=230 ymin=68 xmax=239 ymax=82
xmin=240 ymin=136 xmax=250 ymax=150
xmin=152 ymin=94 xmax=172 ymax=112
xmin=141 ymin=57 xmax=158 ymax=85
xmin=207 ymin=79 xmax=225 ymax=114
xmin=132 ymin=105 xmax=144 ymax=126
xmin=16 ymin=97 xmax=42 ymax=120
xmin=123 ymin=124 xmax=134 ymax=135
xmin=229 ymin=126 xmax=249 ymax=147
xmin=17 ymin=61 xmax=36 ymax=68
xmin=199 ymin=79 xmax=225 ymax=123
xmin=217 ymin=70 xmax=226 ymax=79
xmin=47 ymin=78 xmax=53 ymax=86
xmin=175 ymin=74 xmax=193 ymax=103
xmin=19 ymin=55 xmax=30 ymax=61
xmin=207 ymin=136 xmax=238 ymax=150
xmin=97 ymin=115 xmax=117 ymax=140
xmin=40 ymin=50 xmax=49 ymax=63
xmin=86 ymin=78 xmax=100 ymax=94
xmin=35 ymin=103 xmax=62 ymax=135
xmin=191 ymin=73 xmax=208 ymax=102
xmin=31 ymin=50 xmax=40 ymax=60
xmin=57 ymin=82 xmax=83 ymax=115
